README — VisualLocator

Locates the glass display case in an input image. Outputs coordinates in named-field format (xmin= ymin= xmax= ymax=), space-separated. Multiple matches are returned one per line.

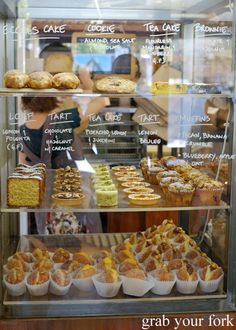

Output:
xmin=0 ymin=0 xmax=236 ymax=320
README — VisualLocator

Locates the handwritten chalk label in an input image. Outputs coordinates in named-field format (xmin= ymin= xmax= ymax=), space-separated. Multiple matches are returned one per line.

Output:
xmin=182 ymin=152 xmax=236 ymax=161
xmin=137 ymin=114 xmax=160 ymax=124
xmin=87 ymin=24 xmax=115 ymax=33
xmin=143 ymin=22 xmax=181 ymax=33
xmin=194 ymin=23 xmax=231 ymax=35
xmin=2 ymin=128 xmax=28 ymax=152
xmin=174 ymin=115 xmax=211 ymax=124
xmin=139 ymin=138 xmax=161 ymax=145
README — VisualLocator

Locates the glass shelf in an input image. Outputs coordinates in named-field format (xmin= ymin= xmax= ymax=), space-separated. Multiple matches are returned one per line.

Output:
xmin=0 ymin=88 xmax=233 ymax=98
xmin=1 ymin=170 xmax=230 ymax=213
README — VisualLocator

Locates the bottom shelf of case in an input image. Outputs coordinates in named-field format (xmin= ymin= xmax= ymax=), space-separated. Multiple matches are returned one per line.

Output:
xmin=3 ymin=233 xmax=226 ymax=316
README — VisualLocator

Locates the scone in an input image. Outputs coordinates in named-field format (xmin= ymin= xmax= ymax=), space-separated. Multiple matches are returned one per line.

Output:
xmin=95 ymin=76 xmax=136 ymax=94
xmin=52 ymin=72 xmax=80 ymax=89
xmin=28 ymin=71 xmax=53 ymax=89
xmin=4 ymin=69 xmax=29 ymax=88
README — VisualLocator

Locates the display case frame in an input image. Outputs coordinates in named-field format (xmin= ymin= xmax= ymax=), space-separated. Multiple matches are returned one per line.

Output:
xmin=1 ymin=0 xmax=236 ymax=320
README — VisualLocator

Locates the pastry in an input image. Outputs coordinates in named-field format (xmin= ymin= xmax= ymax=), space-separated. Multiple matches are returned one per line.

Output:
xmin=117 ymin=250 xmax=134 ymax=262
xmin=121 ymin=181 xmax=151 ymax=188
xmin=95 ymin=187 xmax=118 ymax=207
xmin=95 ymin=76 xmax=136 ymax=94
xmin=112 ymin=165 xmax=136 ymax=172
xmin=123 ymin=268 xmax=146 ymax=280
xmin=147 ymin=167 xmax=165 ymax=184
xmin=151 ymin=267 xmax=174 ymax=282
xmin=123 ymin=187 xmax=154 ymax=195
xmin=156 ymin=170 xmax=180 ymax=184
xmin=200 ymin=264 xmax=223 ymax=281
xmin=4 ymin=69 xmax=29 ymax=88
xmin=12 ymin=252 xmax=33 ymax=263
xmin=52 ymin=192 xmax=85 ymax=205
xmin=177 ymin=264 xmax=198 ymax=281
xmin=97 ymin=269 xmax=119 ymax=283
xmin=192 ymin=255 xmax=211 ymax=269
xmin=73 ymin=252 xmax=92 ymax=265
xmin=168 ymin=259 xmax=187 ymax=271
xmin=28 ymin=71 xmax=53 ymax=89
xmin=119 ymin=258 xmax=140 ymax=273
xmin=114 ymin=241 xmax=132 ymax=253
xmin=193 ymin=179 xmax=224 ymax=206
xmin=52 ymin=72 xmax=80 ymax=89
xmin=97 ymin=257 xmax=116 ymax=271
xmin=27 ymin=270 xmax=49 ymax=285
xmin=51 ymin=269 xmax=70 ymax=286
xmin=33 ymin=258 xmax=53 ymax=271
xmin=92 ymin=250 xmax=111 ymax=262
xmin=6 ymin=258 xmax=28 ymax=272
xmin=128 ymin=193 xmax=161 ymax=205
xmin=75 ymin=265 xmax=96 ymax=279
xmin=61 ymin=260 xmax=80 ymax=273
xmin=168 ymin=182 xmax=195 ymax=206
xmin=160 ymin=177 xmax=184 ymax=195
xmin=32 ymin=248 xmax=49 ymax=260
xmin=5 ymin=269 xmax=25 ymax=284
xmin=52 ymin=248 xmax=70 ymax=263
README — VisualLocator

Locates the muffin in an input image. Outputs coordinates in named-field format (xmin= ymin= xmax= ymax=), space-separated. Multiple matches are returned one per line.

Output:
xmin=73 ymin=252 xmax=92 ymax=265
xmin=32 ymin=248 xmax=49 ymax=260
xmin=156 ymin=170 xmax=180 ymax=184
xmin=160 ymin=177 xmax=184 ymax=195
xmin=193 ymin=179 xmax=224 ymax=206
xmin=168 ymin=182 xmax=195 ymax=206
xmin=150 ymin=267 xmax=176 ymax=295
xmin=75 ymin=265 xmax=96 ymax=279
xmin=200 ymin=264 xmax=223 ymax=281
xmin=52 ymin=248 xmax=70 ymax=263
xmin=147 ymin=167 xmax=165 ymax=184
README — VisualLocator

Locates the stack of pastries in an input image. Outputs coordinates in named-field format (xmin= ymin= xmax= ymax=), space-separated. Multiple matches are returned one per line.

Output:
xmin=111 ymin=219 xmax=223 ymax=295
xmin=91 ymin=164 xmax=118 ymax=207
xmin=4 ymin=70 xmax=80 ymax=89
xmin=140 ymin=157 xmax=224 ymax=206
xmin=7 ymin=163 xmax=46 ymax=207
xmin=52 ymin=166 xmax=85 ymax=204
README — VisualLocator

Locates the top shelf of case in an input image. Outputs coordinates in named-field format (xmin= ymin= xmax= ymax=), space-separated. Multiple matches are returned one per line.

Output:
xmin=0 ymin=88 xmax=233 ymax=98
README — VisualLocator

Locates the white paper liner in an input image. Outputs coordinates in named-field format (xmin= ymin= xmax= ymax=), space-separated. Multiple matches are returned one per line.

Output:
xmin=26 ymin=274 xmax=50 ymax=296
xmin=120 ymin=275 xmax=153 ymax=297
xmin=50 ymin=277 xmax=72 ymax=296
xmin=148 ymin=273 xmax=176 ymax=295
xmin=92 ymin=274 xmax=122 ymax=298
xmin=3 ymin=275 xmax=26 ymax=296
xmin=199 ymin=272 xmax=224 ymax=293
xmin=73 ymin=276 xmax=95 ymax=292
xmin=176 ymin=278 xmax=199 ymax=294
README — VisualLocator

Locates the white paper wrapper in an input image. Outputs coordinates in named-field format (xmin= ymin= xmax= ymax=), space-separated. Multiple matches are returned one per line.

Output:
xmin=120 ymin=275 xmax=153 ymax=297
xmin=176 ymin=278 xmax=199 ymax=294
xmin=50 ymin=277 xmax=72 ymax=296
xmin=26 ymin=274 xmax=50 ymax=296
xmin=73 ymin=276 xmax=95 ymax=292
xmin=148 ymin=273 xmax=176 ymax=295
xmin=92 ymin=274 xmax=122 ymax=298
xmin=199 ymin=273 xmax=224 ymax=293
xmin=3 ymin=275 xmax=26 ymax=296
